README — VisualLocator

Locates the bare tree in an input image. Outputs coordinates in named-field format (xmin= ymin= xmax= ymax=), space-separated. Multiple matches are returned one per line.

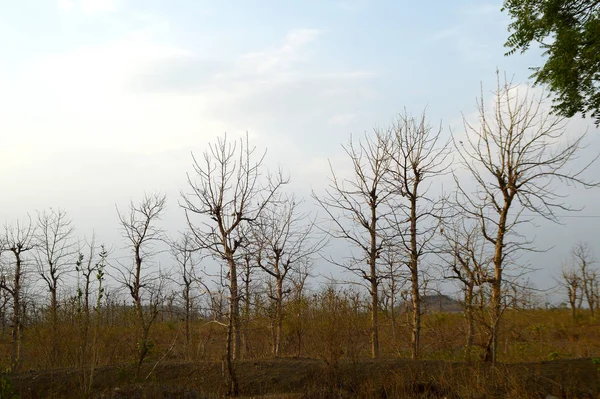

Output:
xmin=117 ymin=193 xmax=167 ymax=375
xmin=561 ymin=264 xmax=582 ymax=321
xmin=239 ymin=253 xmax=256 ymax=356
xmin=453 ymin=73 xmax=598 ymax=363
xmin=0 ymin=218 xmax=35 ymax=370
xmin=181 ymin=133 xmax=287 ymax=396
xmin=386 ymin=110 xmax=450 ymax=359
xmin=439 ymin=217 xmax=492 ymax=360
xmin=35 ymin=208 xmax=76 ymax=339
xmin=86 ymin=245 xmax=107 ymax=398
xmin=379 ymin=245 xmax=407 ymax=343
xmin=74 ymin=234 xmax=106 ymax=367
xmin=572 ymin=242 xmax=597 ymax=317
xmin=78 ymin=242 xmax=108 ymax=398
xmin=287 ymin=257 xmax=312 ymax=358
xmin=313 ymin=131 xmax=394 ymax=359
xmin=170 ymin=231 xmax=200 ymax=359
xmin=253 ymin=194 xmax=323 ymax=357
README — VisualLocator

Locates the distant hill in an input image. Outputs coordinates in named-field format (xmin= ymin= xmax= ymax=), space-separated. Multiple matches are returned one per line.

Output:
xmin=422 ymin=294 xmax=463 ymax=313
xmin=400 ymin=294 xmax=463 ymax=314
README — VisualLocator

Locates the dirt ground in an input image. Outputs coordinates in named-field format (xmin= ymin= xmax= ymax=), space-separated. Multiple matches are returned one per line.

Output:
xmin=7 ymin=357 xmax=600 ymax=398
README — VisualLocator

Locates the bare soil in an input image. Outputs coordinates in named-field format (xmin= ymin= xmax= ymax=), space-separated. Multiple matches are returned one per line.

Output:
xmin=8 ymin=357 xmax=600 ymax=398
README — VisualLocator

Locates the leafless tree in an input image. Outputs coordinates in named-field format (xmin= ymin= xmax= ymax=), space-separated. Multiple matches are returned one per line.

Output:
xmin=35 ymin=208 xmax=76 ymax=340
xmin=313 ymin=131 xmax=395 ymax=359
xmin=572 ymin=242 xmax=598 ymax=317
xmin=78 ymin=242 xmax=108 ymax=398
xmin=386 ymin=110 xmax=450 ymax=359
xmin=253 ymin=194 xmax=323 ymax=357
xmin=561 ymin=264 xmax=582 ymax=321
xmin=453 ymin=73 xmax=598 ymax=363
xmin=0 ymin=218 xmax=36 ymax=370
xmin=239 ymin=251 xmax=258 ymax=356
xmin=439 ymin=217 xmax=492 ymax=360
xmin=74 ymin=235 xmax=107 ymax=361
xmin=116 ymin=193 xmax=167 ymax=375
xmin=379 ymin=244 xmax=408 ymax=343
xmin=287 ymin=257 xmax=312 ymax=358
xmin=170 ymin=231 xmax=200 ymax=359
xmin=86 ymin=245 xmax=107 ymax=398
xmin=181 ymin=133 xmax=287 ymax=396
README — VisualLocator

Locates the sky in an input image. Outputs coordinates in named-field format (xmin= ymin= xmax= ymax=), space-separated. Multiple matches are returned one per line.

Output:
xmin=0 ymin=0 xmax=599 ymax=302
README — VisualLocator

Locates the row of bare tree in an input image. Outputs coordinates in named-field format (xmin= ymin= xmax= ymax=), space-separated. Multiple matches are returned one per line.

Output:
xmin=561 ymin=242 xmax=599 ymax=320
xmin=0 ymin=75 xmax=597 ymax=395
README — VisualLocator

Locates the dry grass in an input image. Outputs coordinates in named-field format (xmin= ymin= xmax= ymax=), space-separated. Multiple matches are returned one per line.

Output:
xmin=6 ymin=357 xmax=600 ymax=398
xmin=1 ymin=297 xmax=599 ymax=397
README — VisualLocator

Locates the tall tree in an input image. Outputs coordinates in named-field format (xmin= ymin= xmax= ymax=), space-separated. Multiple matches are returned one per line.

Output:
xmin=313 ymin=131 xmax=394 ymax=359
xmin=561 ymin=262 xmax=582 ymax=321
xmin=0 ymin=218 xmax=35 ymax=370
xmin=503 ymin=0 xmax=600 ymax=123
xmin=117 ymin=193 xmax=167 ymax=375
xmin=253 ymin=194 xmax=323 ymax=357
xmin=386 ymin=110 xmax=450 ymax=359
xmin=170 ymin=231 xmax=200 ymax=359
xmin=35 ymin=208 xmax=76 ymax=361
xmin=439 ymin=218 xmax=492 ymax=360
xmin=454 ymin=73 xmax=598 ymax=363
xmin=181 ymin=133 xmax=287 ymax=396
xmin=570 ymin=242 xmax=597 ymax=317
xmin=74 ymin=234 xmax=103 ymax=368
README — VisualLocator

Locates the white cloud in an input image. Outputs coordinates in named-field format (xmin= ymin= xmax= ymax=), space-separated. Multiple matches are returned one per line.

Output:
xmin=463 ymin=3 xmax=500 ymax=16
xmin=0 ymin=25 xmax=208 ymax=159
xmin=336 ymin=0 xmax=367 ymax=12
xmin=329 ymin=113 xmax=358 ymax=127
xmin=0 ymin=22 xmax=375 ymax=184
xmin=236 ymin=28 xmax=321 ymax=76
xmin=57 ymin=0 xmax=122 ymax=14
xmin=57 ymin=0 xmax=75 ymax=12
xmin=424 ymin=27 xmax=460 ymax=43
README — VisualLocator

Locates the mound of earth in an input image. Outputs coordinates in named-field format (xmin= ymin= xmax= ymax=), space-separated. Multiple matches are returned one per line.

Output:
xmin=7 ymin=357 xmax=600 ymax=398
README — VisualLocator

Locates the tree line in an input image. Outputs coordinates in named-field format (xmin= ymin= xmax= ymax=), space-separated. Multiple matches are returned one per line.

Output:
xmin=0 ymin=76 xmax=597 ymax=396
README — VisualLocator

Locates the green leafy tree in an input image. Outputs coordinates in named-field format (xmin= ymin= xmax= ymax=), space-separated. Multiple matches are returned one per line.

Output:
xmin=503 ymin=0 xmax=600 ymax=123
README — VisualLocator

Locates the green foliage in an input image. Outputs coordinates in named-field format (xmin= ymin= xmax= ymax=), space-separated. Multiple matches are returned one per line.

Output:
xmin=592 ymin=357 xmax=600 ymax=372
xmin=0 ymin=372 xmax=18 ymax=399
xmin=137 ymin=338 xmax=155 ymax=355
xmin=503 ymin=0 xmax=600 ymax=123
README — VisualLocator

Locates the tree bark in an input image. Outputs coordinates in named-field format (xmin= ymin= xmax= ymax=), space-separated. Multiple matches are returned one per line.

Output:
xmin=274 ymin=279 xmax=282 ymax=356
xmin=486 ymin=205 xmax=509 ymax=364
xmin=11 ymin=255 xmax=22 ymax=370
xmin=409 ymin=194 xmax=420 ymax=360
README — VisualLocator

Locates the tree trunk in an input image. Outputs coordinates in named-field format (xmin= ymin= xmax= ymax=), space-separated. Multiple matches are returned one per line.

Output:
xmin=390 ymin=277 xmax=397 ymax=342
xmin=485 ymin=206 xmax=508 ymax=364
xmin=370 ymin=274 xmax=379 ymax=359
xmin=184 ymin=287 xmax=191 ymax=359
xmin=274 ymin=277 xmax=284 ymax=357
xmin=464 ymin=285 xmax=474 ymax=361
xmin=134 ymin=300 xmax=148 ymax=376
xmin=50 ymin=284 xmax=58 ymax=364
xmin=369 ymin=194 xmax=380 ymax=359
xmin=410 ymin=195 xmax=420 ymax=360
xmin=242 ymin=263 xmax=251 ymax=357
xmin=11 ymin=257 xmax=22 ymax=370
xmin=410 ymin=270 xmax=420 ymax=359
xmin=229 ymin=259 xmax=240 ymax=360
xmin=226 ymin=261 xmax=239 ymax=396
xmin=225 ymin=254 xmax=240 ymax=396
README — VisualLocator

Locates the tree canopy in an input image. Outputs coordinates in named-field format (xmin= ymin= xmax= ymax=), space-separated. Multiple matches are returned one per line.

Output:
xmin=503 ymin=0 xmax=600 ymax=123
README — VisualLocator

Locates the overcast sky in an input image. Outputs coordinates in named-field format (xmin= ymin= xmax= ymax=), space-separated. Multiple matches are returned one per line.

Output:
xmin=1 ymin=0 xmax=598 ymax=300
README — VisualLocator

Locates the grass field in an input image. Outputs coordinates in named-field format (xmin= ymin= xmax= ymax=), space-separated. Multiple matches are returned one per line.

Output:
xmin=1 ymin=303 xmax=599 ymax=398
